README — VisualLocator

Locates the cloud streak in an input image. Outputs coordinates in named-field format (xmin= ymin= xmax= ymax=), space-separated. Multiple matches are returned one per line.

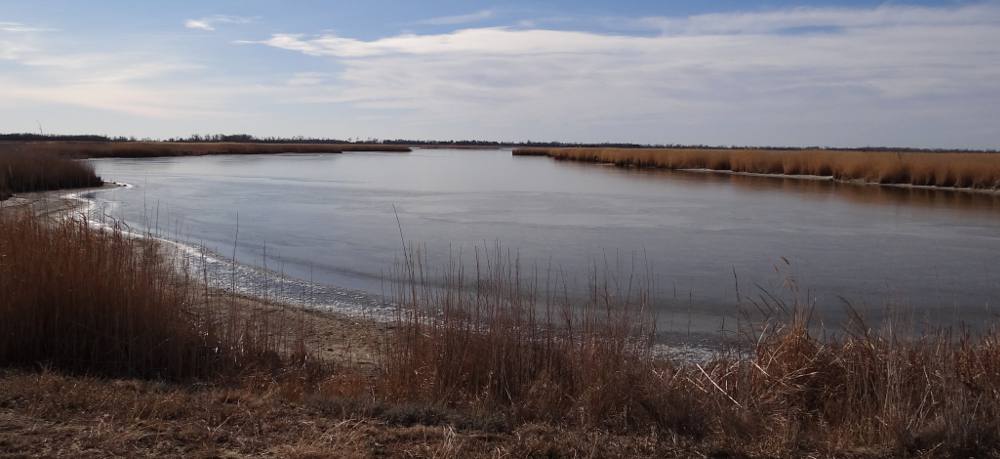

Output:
xmin=0 ymin=21 xmax=54 ymax=33
xmin=184 ymin=15 xmax=253 ymax=32
xmin=642 ymin=4 xmax=1000 ymax=35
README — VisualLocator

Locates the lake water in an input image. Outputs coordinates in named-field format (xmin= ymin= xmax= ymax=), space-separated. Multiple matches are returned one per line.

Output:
xmin=84 ymin=148 xmax=1000 ymax=340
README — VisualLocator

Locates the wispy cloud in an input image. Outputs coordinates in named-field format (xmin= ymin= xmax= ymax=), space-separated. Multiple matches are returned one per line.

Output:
xmin=0 ymin=41 xmax=24 ymax=60
xmin=184 ymin=15 xmax=253 ymax=32
xmin=0 ymin=21 xmax=54 ymax=33
xmin=0 ymin=29 xmax=233 ymax=119
xmin=286 ymin=72 xmax=331 ymax=86
xmin=641 ymin=4 xmax=1000 ymax=35
xmin=0 ymin=22 xmax=45 ymax=61
xmin=416 ymin=9 xmax=495 ymax=26
xmin=249 ymin=3 xmax=1000 ymax=147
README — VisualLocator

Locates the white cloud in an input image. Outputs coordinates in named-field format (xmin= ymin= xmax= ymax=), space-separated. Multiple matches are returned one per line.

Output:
xmin=184 ymin=15 xmax=253 ymax=32
xmin=417 ymin=9 xmax=495 ymax=26
xmin=246 ymin=3 xmax=1000 ymax=147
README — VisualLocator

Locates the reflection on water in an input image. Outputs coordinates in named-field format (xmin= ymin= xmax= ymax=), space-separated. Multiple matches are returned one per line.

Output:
xmin=85 ymin=149 xmax=1000 ymax=337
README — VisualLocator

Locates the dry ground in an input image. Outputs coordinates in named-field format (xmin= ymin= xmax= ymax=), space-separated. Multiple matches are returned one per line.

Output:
xmin=0 ymin=370 xmax=697 ymax=458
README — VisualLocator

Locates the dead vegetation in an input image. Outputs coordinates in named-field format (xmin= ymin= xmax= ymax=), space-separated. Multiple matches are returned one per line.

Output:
xmin=0 ymin=151 xmax=102 ymax=200
xmin=514 ymin=147 xmax=1000 ymax=191
xmin=376 ymin=247 xmax=1000 ymax=457
xmin=0 ymin=210 xmax=308 ymax=380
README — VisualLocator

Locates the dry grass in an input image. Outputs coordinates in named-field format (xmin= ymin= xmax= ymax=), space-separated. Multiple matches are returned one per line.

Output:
xmin=377 ymin=246 xmax=1000 ymax=456
xmin=0 ymin=210 xmax=306 ymax=380
xmin=0 ymin=141 xmax=410 ymax=159
xmin=0 ymin=369 xmax=687 ymax=458
xmin=514 ymin=147 xmax=1000 ymax=191
xmin=0 ymin=151 xmax=102 ymax=199
xmin=380 ymin=247 xmax=678 ymax=432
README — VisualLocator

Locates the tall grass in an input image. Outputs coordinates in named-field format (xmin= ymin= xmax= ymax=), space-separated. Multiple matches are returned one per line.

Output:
xmin=0 ymin=210 xmax=303 ymax=380
xmin=380 ymin=247 xmax=671 ymax=430
xmin=1 ymin=141 xmax=409 ymax=159
xmin=514 ymin=147 xmax=1000 ymax=191
xmin=0 ymin=151 xmax=102 ymax=199
xmin=380 ymin=247 xmax=1000 ymax=455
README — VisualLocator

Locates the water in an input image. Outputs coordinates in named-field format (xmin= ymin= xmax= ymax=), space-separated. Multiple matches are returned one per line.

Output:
xmin=84 ymin=148 xmax=1000 ymax=338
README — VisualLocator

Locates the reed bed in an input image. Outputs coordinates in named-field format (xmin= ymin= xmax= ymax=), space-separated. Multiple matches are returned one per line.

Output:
xmin=0 ymin=210 xmax=304 ymax=380
xmin=514 ymin=147 xmax=1000 ymax=191
xmin=379 ymin=247 xmax=1000 ymax=456
xmin=0 ymin=151 xmax=102 ymax=200
xmin=0 ymin=141 xmax=410 ymax=159
xmin=381 ymin=246 xmax=664 ymax=429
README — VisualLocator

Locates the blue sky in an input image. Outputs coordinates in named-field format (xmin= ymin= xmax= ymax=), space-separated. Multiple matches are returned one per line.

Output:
xmin=1 ymin=1 xmax=998 ymax=148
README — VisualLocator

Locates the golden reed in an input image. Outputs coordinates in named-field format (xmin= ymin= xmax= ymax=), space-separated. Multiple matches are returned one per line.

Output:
xmin=514 ymin=147 xmax=1000 ymax=190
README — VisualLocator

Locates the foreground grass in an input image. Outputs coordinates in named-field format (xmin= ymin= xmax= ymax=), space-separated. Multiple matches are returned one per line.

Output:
xmin=0 ymin=369 xmax=682 ymax=458
xmin=514 ymin=147 xmax=1000 ymax=191
xmin=0 ymin=210 xmax=306 ymax=380
xmin=379 ymin=249 xmax=1000 ymax=457
xmin=0 ymin=141 xmax=410 ymax=159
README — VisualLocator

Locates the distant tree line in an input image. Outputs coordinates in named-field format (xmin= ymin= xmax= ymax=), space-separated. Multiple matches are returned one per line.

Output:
xmin=1 ymin=132 xmax=996 ymax=153
xmin=0 ymin=133 xmax=113 ymax=142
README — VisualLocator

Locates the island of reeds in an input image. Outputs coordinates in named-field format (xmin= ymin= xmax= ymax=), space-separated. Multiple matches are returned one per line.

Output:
xmin=514 ymin=146 xmax=1000 ymax=192
xmin=4 ymin=144 xmax=1000 ymax=457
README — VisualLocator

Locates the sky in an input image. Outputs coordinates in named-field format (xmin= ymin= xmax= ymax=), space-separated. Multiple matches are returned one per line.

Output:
xmin=1 ymin=1 xmax=998 ymax=148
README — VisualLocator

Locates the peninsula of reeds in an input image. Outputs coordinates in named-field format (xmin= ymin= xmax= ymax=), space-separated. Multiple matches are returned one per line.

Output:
xmin=514 ymin=147 xmax=1000 ymax=191
xmin=0 ymin=151 xmax=102 ymax=200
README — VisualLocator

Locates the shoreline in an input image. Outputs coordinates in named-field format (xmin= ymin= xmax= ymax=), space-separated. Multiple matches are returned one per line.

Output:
xmin=677 ymin=167 xmax=1000 ymax=196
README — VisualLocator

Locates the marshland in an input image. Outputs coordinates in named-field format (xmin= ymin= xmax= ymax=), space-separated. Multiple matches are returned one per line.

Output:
xmin=2 ymin=142 xmax=1000 ymax=457
xmin=513 ymin=147 xmax=1000 ymax=191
